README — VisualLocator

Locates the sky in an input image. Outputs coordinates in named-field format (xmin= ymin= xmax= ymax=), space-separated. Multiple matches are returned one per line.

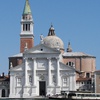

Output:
xmin=0 ymin=0 xmax=100 ymax=74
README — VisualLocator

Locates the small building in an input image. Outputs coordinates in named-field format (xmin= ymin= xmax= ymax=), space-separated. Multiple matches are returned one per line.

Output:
xmin=63 ymin=52 xmax=96 ymax=92
xmin=0 ymin=73 xmax=9 ymax=97
xmin=94 ymin=70 xmax=100 ymax=93
xmin=76 ymin=77 xmax=92 ymax=92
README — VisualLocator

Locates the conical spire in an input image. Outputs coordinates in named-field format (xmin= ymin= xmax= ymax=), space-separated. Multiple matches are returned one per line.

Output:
xmin=23 ymin=0 xmax=32 ymax=15
xmin=67 ymin=42 xmax=72 ymax=52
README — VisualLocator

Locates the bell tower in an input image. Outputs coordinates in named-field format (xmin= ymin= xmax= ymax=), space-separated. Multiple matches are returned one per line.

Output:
xmin=20 ymin=0 xmax=34 ymax=53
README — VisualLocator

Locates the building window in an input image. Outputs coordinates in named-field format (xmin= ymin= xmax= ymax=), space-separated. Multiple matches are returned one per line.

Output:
xmin=18 ymin=78 xmax=21 ymax=82
xmin=87 ymin=81 xmax=89 ymax=84
xmin=23 ymin=16 xmax=25 ymax=19
xmin=41 ymin=49 xmax=43 ymax=51
xmin=90 ymin=81 xmax=91 ymax=84
xmin=62 ymin=77 xmax=67 ymax=87
xmin=28 ymin=24 xmax=30 ymax=31
xmin=23 ymin=24 xmax=26 ymax=31
xmin=23 ymin=24 xmax=30 ymax=31
xmin=17 ymin=77 xmax=21 ymax=86
xmin=66 ymin=62 xmax=74 ymax=67
xmin=86 ymin=73 xmax=90 ymax=78
xmin=2 ymin=89 xmax=5 ymax=97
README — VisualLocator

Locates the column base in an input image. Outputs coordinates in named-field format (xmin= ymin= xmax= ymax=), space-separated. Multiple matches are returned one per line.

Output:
xmin=31 ymin=86 xmax=37 ymax=96
xmin=23 ymin=93 xmax=29 ymax=98
xmin=23 ymin=86 xmax=29 ymax=97
xmin=55 ymin=86 xmax=60 ymax=94
xmin=47 ymin=86 xmax=54 ymax=95
xmin=9 ymin=94 xmax=16 ymax=98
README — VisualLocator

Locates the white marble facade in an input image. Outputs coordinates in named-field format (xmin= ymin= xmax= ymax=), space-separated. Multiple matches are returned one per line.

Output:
xmin=9 ymin=44 xmax=76 ymax=98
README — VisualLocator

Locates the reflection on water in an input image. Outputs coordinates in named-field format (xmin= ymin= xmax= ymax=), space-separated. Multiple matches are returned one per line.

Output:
xmin=0 ymin=99 xmax=52 ymax=100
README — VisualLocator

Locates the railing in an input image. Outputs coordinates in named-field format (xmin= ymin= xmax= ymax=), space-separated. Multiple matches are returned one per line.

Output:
xmin=72 ymin=93 xmax=100 ymax=99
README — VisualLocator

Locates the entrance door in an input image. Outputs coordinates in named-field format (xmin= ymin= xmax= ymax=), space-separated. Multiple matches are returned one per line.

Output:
xmin=39 ymin=81 xmax=46 ymax=96
xmin=2 ymin=89 xmax=5 ymax=97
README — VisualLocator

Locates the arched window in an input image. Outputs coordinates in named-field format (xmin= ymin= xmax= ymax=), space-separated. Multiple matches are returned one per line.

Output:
xmin=66 ymin=62 xmax=75 ymax=67
xmin=17 ymin=77 xmax=21 ymax=86
xmin=2 ymin=89 xmax=5 ymax=97
xmin=23 ymin=24 xmax=30 ymax=31
xmin=62 ymin=77 xmax=68 ymax=87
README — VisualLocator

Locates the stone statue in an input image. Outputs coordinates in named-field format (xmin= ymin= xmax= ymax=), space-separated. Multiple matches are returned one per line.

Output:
xmin=40 ymin=34 xmax=44 ymax=44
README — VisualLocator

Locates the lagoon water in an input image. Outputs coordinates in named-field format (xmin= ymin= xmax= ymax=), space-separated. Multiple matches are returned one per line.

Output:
xmin=0 ymin=99 xmax=57 ymax=100
xmin=0 ymin=98 xmax=49 ymax=100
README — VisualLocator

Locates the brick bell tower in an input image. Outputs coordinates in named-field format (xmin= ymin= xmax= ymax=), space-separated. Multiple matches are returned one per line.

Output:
xmin=20 ymin=0 xmax=34 ymax=53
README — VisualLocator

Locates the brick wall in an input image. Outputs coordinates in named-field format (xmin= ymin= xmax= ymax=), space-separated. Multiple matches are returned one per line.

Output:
xmin=95 ymin=72 xmax=100 ymax=93
xmin=20 ymin=38 xmax=34 ymax=53
xmin=9 ymin=57 xmax=23 ymax=69
xmin=63 ymin=57 xmax=96 ymax=78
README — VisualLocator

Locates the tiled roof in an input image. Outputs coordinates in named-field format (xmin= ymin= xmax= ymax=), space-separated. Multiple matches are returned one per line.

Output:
xmin=95 ymin=70 xmax=100 ymax=72
xmin=10 ymin=53 xmax=23 ymax=57
xmin=0 ymin=76 xmax=10 ymax=82
xmin=63 ymin=52 xmax=95 ymax=58
xmin=76 ymin=78 xmax=91 ymax=82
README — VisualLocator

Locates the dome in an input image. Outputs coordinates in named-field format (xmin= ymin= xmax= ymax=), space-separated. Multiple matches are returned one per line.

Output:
xmin=43 ymin=36 xmax=64 ymax=49
xmin=43 ymin=25 xmax=64 ymax=49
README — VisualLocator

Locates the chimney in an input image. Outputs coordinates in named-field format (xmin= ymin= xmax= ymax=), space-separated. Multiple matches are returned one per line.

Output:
xmin=2 ymin=72 xmax=4 ymax=77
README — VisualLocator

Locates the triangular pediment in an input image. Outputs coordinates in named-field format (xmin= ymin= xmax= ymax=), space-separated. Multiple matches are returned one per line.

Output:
xmin=60 ymin=62 xmax=75 ymax=71
xmin=24 ymin=44 xmax=60 ymax=54
xmin=9 ymin=63 xmax=24 ymax=72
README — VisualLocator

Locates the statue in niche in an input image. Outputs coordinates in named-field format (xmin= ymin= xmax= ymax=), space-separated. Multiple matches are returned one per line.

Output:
xmin=52 ymin=75 xmax=56 ymax=83
xmin=29 ymin=75 xmax=32 ymax=83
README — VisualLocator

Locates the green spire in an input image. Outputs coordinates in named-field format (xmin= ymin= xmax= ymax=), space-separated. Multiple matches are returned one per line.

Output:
xmin=23 ymin=0 xmax=32 ymax=15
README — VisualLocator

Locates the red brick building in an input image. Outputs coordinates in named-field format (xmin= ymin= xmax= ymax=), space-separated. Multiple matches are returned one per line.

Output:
xmin=94 ymin=70 xmax=100 ymax=93
xmin=62 ymin=42 xmax=96 ymax=92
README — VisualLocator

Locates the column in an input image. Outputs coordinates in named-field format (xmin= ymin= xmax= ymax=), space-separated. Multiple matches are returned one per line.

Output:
xmin=23 ymin=57 xmax=29 ymax=97
xmin=73 ymin=73 xmax=76 ymax=91
xmin=94 ymin=74 xmax=96 ymax=93
xmin=68 ymin=76 xmax=70 ymax=91
xmin=30 ymin=23 xmax=33 ymax=32
xmin=47 ymin=58 xmax=52 ymax=95
xmin=12 ymin=76 xmax=15 ymax=94
xmin=32 ymin=58 xmax=36 ymax=86
xmin=0 ymin=89 xmax=1 ymax=97
xmin=5 ymin=89 xmax=8 ymax=97
xmin=9 ymin=74 xmax=14 ymax=97
xmin=56 ymin=58 xmax=60 ymax=86
xmin=24 ymin=57 xmax=28 ymax=86
xmin=48 ymin=58 xmax=52 ymax=86
xmin=21 ymin=23 xmax=23 ymax=32
xmin=31 ymin=58 xmax=37 ymax=96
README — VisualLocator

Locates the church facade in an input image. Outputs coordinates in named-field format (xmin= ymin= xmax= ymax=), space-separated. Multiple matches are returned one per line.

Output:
xmin=9 ymin=0 xmax=76 ymax=98
xmin=9 ymin=44 xmax=76 ymax=98
xmin=0 ymin=0 xmax=96 ymax=98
